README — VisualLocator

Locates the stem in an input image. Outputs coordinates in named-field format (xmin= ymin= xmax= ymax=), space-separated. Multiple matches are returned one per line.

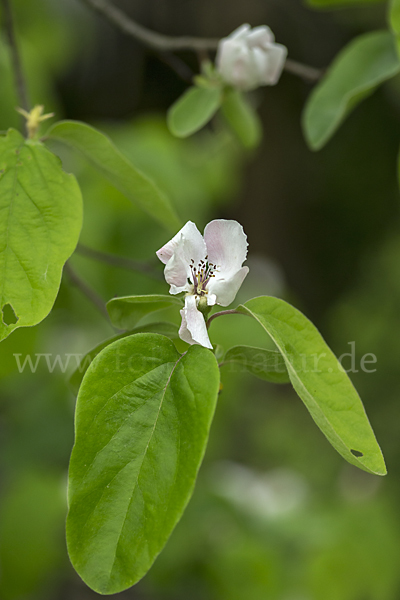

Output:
xmin=1 ymin=0 xmax=30 ymax=111
xmin=284 ymin=58 xmax=323 ymax=83
xmin=64 ymin=262 xmax=110 ymax=321
xmin=81 ymin=0 xmax=219 ymax=51
xmin=76 ymin=243 xmax=163 ymax=280
xmin=81 ymin=0 xmax=322 ymax=82
xmin=207 ymin=309 xmax=245 ymax=329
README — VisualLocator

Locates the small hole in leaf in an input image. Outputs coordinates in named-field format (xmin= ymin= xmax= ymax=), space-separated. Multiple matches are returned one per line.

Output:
xmin=351 ymin=449 xmax=364 ymax=458
xmin=2 ymin=303 xmax=19 ymax=326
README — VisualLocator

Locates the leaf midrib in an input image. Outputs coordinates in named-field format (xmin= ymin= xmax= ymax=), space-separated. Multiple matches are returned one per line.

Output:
xmin=108 ymin=352 xmax=186 ymax=581
xmin=242 ymin=305 xmax=358 ymax=456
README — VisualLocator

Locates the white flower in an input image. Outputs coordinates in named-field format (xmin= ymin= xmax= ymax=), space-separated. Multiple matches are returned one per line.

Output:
xmin=216 ymin=24 xmax=288 ymax=91
xmin=157 ymin=220 xmax=249 ymax=349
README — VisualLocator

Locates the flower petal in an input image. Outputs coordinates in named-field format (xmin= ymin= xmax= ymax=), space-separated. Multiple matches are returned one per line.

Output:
xmin=204 ymin=219 xmax=248 ymax=278
xmin=251 ymin=46 xmax=269 ymax=87
xmin=207 ymin=266 xmax=249 ymax=307
xmin=163 ymin=249 xmax=191 ymax=295
xmin=179 ymin=295 xmax=213 ymax=349
xmin=215 ymin=24 xmax=287 ymax=91
xmin=216 ymin=40 xmax=253 ymax=90
xmin=158 ymin=221 xmax=207 ymax=293
xmin=156 ymin=221 xmax=204 ymax=265
xmin=207 ymin=293 xmax=217 ymax=307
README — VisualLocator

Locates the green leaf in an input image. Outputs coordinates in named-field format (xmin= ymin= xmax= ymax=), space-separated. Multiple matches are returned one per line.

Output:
xmin=220 ymin=89 xmax=262 ymax=149
xmin=0 ymin=128 xmax=82 ymax=342
xmin=107 ymin=294 xmax=184 ymax=330
xmin=389 ymin=0 xmax=400 ymax=56
xmin=44 ymin=120 xmax=181 ymax=232
xmin=69 ymin=322 xmax=179 ymax=394
xmin=237 ymin=296 xmax=386 ymax=476
xmin=302 ymin=31 xmax=400 ymax=150
xmin=67 ymin=333 xmax=220 ymax=594
xmin=167 ymin=86 xmax=223 ymax=138
xmin=221 ymin=345 xmax=290 ymax=384
xmin=307 ymin=0 xmax=384 ymax=7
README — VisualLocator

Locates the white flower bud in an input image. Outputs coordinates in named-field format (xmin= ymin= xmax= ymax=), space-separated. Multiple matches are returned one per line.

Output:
xmin=216 ymin=24 xmax=288 ymax=91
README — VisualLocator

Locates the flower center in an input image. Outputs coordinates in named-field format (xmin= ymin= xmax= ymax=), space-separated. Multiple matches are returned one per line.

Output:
xmin=189 ymin=256 xmax=217 ymax=297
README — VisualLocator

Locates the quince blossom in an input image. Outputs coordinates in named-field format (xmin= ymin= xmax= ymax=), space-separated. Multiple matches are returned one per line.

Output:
xmin=216 ymin=24 xmax=287 ymax=91
xmin=157 ymin=220 xmax=249 ymax=349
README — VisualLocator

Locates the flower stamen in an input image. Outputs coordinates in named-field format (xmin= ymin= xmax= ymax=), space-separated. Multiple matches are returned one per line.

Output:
xmin=189 ymin=256 xmax=218 ymax=297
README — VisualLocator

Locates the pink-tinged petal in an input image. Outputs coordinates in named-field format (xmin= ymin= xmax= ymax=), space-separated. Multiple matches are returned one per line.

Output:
xmin=163 ymin=248 xmax=191 ymax=294
xmin=179 ymin=295 xmax=213 ymax=349
xmin=207 ymin=293 xmax=217 ymax=306
xmin=156 ymin=221 xmax=204 ymax=265
xmin=159 ymin=221 xmax=207 ymax=292
xmin=204 ymin=220 xmax=248 ymax=279
xmin=207 ymin=266 xmax=249 ymax=307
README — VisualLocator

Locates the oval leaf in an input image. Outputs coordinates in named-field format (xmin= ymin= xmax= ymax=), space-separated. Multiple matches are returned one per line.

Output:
xmin=67 ymin=333 xmax=220 ymax=594
xmin=221 ymin=345 xmax=289 ymax=383
xmin=107 ymin=294 xmax=184 ymax=330
xmin=69 ymin=322 xmax=179 ymax=394
xmin=167 ymin=86 xmax=222 ymax=138
xmin=44 ymin=120 xmax=181 ymax=232
xmin=220 ymin=89 xmax=262 ymax=149
xmin=237 ymin=296 xmax=386 ymax=476
xmin=0 ymin=129 xmax=82 ymax=342
xmin=302 ymin=31 xmax=400 ymax=150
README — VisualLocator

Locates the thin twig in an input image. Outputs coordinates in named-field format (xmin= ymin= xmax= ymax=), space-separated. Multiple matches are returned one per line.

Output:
xmin=64 ymin=262 xmax=110 ymax=321
xmin=284 ymin=58 xmax=323 ymax=82
xmin=80 ymin=0 xmax=322 ymax=82
xmin=76 ymin=243 xmax=163 ymax=281
xmin=81 ymin=0 xmax=219 ymax=51
xmin=207 ymin=309 xmax=247 ymax=329
xmin=1 ymin=0 xmax=30 ymax=111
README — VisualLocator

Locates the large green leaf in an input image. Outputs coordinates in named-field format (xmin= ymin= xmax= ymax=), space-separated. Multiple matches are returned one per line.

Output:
xmin=302 ymin=31 xmax=400 ymax=150
xmin=0 ymin=128 xmax=82 ymax=342
xmin=107 ymin=294 xmax=184 ymax=330
xmin=220 ymin=89 xmax=262 ymax=149
xmin=44 ymin=120 xmax=181 ymax=231
xmin=67 ymin=333 xmax=220 ymax=594
xmin=221 ymin=345 xmax=289 ymax=383
xmin=69 ymin=322 xmax=179 ymax=394
xmin=237 ymin=296 xmax=386 ymax=476
xmin=167 ymin=86 xmax=223 ymax=138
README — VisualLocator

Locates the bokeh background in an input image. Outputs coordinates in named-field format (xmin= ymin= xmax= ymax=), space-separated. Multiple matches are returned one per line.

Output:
xmin=1 ymin=0 xmax=400 ymax=598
